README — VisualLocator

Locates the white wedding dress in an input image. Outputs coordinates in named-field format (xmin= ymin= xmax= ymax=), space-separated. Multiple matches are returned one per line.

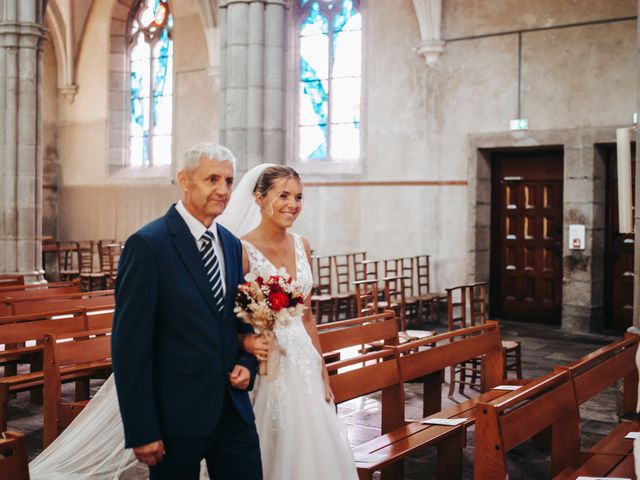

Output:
xmin=243 ymin=235 xmax=358 ymax=480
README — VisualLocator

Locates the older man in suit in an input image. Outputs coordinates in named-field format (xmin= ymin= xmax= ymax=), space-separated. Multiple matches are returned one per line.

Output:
xmin=112 ymin=144 xmax=261 ymax=479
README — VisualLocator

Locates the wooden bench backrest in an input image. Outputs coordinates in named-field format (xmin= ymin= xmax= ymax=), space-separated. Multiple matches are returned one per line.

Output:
xmin=393 ymin=321 xmax=504 ymax=387
xmin=9 ymin=291 xmax=115 ymax=315
xmin=0 ymin=275 xmax=24 ymax=288
xmin=86 ymin=309 xmax=115 ymax=330
xmin=0 ymin=307 xmax=84 ymax=327
xmin=43 ymin=330 xmax=112 ymax=447
xmin=0 ymin=283 xmax=81 ymax=301
xmin=555 ymin=333 xmax=639 ymax=412
xmin=317 ymin=310 xmax=399 ymax=352
xmin=0 ymin=309 xmax=88 ymax=344
xmin=0 ymin=280 xmax=78 ymax=294
xmin=327 ymin=349 xmax=404 ymax=433
xmin=0 ymin=431 xmax=29 ymax=480
xmin=475 ymin=370 xmax=580 ymax=479
xmin=44 ymin=330 xmax=112 ymax=369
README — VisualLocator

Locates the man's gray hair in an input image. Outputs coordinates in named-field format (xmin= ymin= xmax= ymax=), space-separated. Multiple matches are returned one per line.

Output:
xmin=179 ymin=143 xmax=236 ymax=176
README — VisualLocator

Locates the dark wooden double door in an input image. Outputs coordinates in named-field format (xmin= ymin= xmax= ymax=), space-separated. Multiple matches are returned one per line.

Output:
xmin=604 ymin=145 xmax=635 ymax=331
xmin=490 ymin=150 xmax=563 ymax=324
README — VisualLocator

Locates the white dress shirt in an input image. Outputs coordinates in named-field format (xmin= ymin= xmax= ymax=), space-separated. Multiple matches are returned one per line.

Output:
xmin=175 ymin=200 xmax=226 ymax=295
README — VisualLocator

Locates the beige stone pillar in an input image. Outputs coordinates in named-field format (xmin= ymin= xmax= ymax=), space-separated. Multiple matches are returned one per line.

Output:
xmin=219 ymin=0 xmax=286 ymax=171
xmin=634 ymin=0 xmax=640 ymax=328
xmin=0 ymin=1 xmax=47 ymax=282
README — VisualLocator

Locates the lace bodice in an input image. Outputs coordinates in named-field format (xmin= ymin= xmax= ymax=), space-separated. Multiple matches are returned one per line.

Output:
xmin=242 ymin=233 xmax=313 ymax=300
xmin=242 ymin=233 xmax=320 ymax=431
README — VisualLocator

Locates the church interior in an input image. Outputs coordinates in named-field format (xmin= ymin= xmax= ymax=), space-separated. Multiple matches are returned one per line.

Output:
xmin=1 ymin=0 xmax=639 ymax=478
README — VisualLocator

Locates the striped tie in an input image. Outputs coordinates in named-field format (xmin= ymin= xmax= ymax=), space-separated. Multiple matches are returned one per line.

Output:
xmin=200 ymin=231 xmax=224 ymax=313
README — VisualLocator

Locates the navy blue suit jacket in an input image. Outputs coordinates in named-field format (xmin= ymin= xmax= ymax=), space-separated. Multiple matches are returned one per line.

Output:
xmin=112 ymin=205 xmax=257 ymax=448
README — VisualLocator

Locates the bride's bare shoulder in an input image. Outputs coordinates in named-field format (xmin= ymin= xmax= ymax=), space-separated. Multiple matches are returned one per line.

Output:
xmin=295 ymin=234 xmax=312 ymax=260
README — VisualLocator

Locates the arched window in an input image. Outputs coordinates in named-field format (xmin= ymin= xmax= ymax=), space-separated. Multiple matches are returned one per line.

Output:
xmin=128 ymin=0 xmax=173 ymax=167
xmin=297 ymin=0 xmax=362 ymax=163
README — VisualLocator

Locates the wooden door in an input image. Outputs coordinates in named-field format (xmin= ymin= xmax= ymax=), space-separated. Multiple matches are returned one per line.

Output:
xmin=604 ymin=145 xmax=635 ymax=331
xmin=490 ymin=150 xmax=563 ymax=324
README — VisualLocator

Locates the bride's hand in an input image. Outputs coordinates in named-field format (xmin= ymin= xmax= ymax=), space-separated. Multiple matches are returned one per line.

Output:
xmin=239 ymin=333 xmax=269 ymax=361
xmin=322 ymin=371 xmax=335 ymax=403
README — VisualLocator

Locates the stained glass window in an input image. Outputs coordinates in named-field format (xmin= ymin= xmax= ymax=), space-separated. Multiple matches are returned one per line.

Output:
xmin=297 ymin=0 xmax=361 ymax=162
xmin=128 ymin=0 xmax=173 ymax=167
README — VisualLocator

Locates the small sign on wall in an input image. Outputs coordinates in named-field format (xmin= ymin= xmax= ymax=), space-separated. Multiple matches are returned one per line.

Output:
xmin=568 ymin=224 xmax=586 ymax=250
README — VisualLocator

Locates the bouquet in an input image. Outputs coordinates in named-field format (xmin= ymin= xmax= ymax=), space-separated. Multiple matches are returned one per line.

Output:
xmin=234 ymin=267 xmax=306 ymax=375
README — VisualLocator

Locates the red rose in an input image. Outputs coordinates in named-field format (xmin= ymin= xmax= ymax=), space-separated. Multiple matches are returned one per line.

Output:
xmin=269 ymin=292 xmax=290 ymax=311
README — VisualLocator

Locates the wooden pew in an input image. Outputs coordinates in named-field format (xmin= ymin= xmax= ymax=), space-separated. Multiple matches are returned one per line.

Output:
xmin=475 ymin=370 xmax=582 ymax=479
xmin=0 ymin=431 xmax=29 ymax=480
xmin=0 ymin=280 xmax=80 ymax=298
xmin=329 ymin=348 xmax=405 ymax=434
xmin=351 ymin=321 xmax=510 ymax=480
xmin=550 ymin=333 xmax=639 ymax=477
xmin=474 ymin=369 xmax=634 ymax=480
xmin=0 ymin=281 xmax=81 ymax=300
xmin=2 ymin=290 xmax=114 ymax=316
xmin=318 ymin=311 xmax=400 ymax=350
xmin=0 ymin=275 xmax=24 ymax=288
xmin=0 ymin=309 xmax=114 ymax=430
xmin=0 ymin=308 xmax=89 ymax=369
xmin=43 ymin=330 xmax=112 ymax=447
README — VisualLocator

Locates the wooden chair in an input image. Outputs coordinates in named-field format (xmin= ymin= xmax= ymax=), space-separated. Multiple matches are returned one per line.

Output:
xmin=414 ymin=255 xmax=446 ymax=323
xmin=398 ymin=257 xmax=421 ymax=327
xmin=43 ymin=330 xmax=112 ymax=447
xmin=361 ymin=259 xmax=379 ymax=280
xmin=0 ymin=431 xmax=29 ymax=480
xmin=353 ymin=279 xmax=380 ymax=317
xmin=311 ymin=255 xmax=334 ymax=324
xmin=469 ymin=282 xmax=522 ymax=380
xmin=447 ymin=284 xmax=482 ymax=396
xmin=350 ymin=251 xmax=367 ymax=281
xmin=57 ymin=241 xmax=79 ymax=281
xmin=77 ymin=241 xmax=106 ymax=291
xmin=99 ymin=241 xmax=122 ymax=289
xmin=332 ymin=254 xmax=356 ymax=320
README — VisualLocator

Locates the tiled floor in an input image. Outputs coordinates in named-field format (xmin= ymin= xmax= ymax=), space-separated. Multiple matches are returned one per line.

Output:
xmin=6 ymin=319 xmax=626 ymax=479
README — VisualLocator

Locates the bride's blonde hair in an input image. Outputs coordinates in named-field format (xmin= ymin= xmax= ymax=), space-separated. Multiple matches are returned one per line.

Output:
xmin=253 ymin=165 xmax=301 ymax=196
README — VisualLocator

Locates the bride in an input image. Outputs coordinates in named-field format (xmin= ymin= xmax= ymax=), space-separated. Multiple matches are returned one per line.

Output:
xmin=29 ymin=163 xmax=358 ymax=480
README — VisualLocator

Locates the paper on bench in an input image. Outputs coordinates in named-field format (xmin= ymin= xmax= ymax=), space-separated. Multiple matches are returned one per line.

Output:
xmin=576 ymin=477 xmax=631 ymax=480
xmin=420 ymin=418 xmax=467 ymax=426
xmin=624 ymin=431 xmax=640 ymax=439
xmin=353 ymin=453 xmax=387 ymax=464
xmin=491 ymin=385 xmax=521 ymax=391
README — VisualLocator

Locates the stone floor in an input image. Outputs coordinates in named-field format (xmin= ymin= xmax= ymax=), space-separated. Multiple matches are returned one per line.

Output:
xmin=6 ymin=319 xmax=625 ymax=479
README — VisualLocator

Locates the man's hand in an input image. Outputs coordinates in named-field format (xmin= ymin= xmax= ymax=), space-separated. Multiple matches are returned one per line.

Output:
xmin=229 ymin=364 xmax=251 ymax=390
xmin=133 ymin=440 xmax=165 ymax=466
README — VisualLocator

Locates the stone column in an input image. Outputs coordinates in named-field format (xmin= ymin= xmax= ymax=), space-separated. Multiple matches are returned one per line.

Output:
xmin=0 ymin=1 xmax=47 ymax=282
xmin=562 ymin=135 xmax=606 ymax=333
xmin=219 ymin=0 xmax=286 ymax=172
xmin=634 ymin=0 xmax=640 ymax=328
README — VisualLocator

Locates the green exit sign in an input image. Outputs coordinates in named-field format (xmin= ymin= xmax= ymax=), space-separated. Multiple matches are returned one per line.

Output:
xmin=510 ymin=118 xmax=528 ymax=130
